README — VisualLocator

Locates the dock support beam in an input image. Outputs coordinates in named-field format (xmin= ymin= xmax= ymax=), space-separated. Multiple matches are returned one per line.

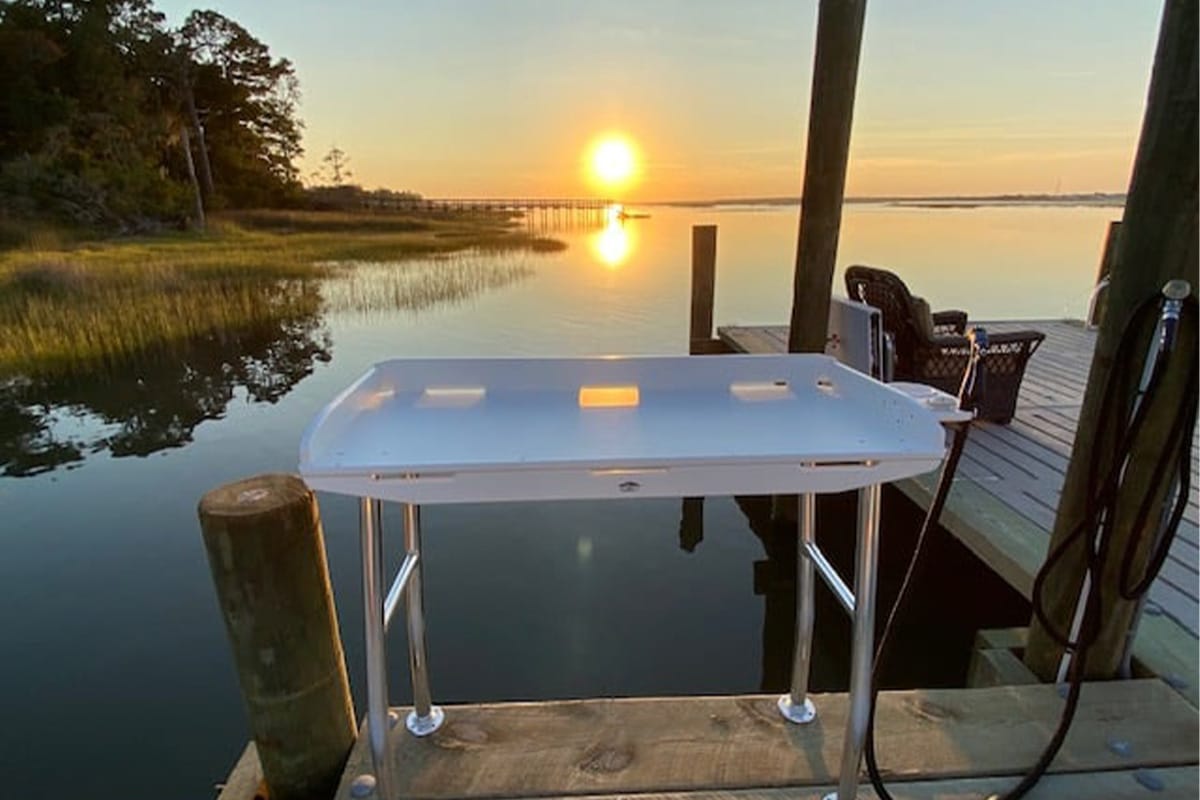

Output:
xmin=1025 ymin=0 xmax=1199 ymax=682
xmin=788 ymin=0 xmax=868 ymax=354
xmin=199 ymin=474 xmax=355 ymax=800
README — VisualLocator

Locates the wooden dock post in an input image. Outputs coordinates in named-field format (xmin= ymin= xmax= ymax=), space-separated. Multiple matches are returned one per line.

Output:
xmin=787 ymin=0 xmax=868 ymax=353
xmin=682 ymin=224 xmax=725 ymax=546
xmin=689 ymin=224 xmax=718 ymax=354
xmin=199 ymin=474 xmax=356 ymax=800
xmin=1025 ymin=0 xmax=1199 ymax=682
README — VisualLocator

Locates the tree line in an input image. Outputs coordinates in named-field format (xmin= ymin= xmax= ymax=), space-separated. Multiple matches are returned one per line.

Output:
xmin=0 ymin=0 xmax=304 ymax=230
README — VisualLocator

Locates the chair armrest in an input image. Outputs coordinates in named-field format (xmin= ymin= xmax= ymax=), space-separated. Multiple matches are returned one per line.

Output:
xmin=926 ymin=329 xmax=1046 ymax=352
xmin=984 ymin=330 xmax=1046 ymax=352
xmin=931 ymin=309 xmax=968 ymax=334
xmin=921 ymin=331 xmax=1046 ymax=355
xmin=926 ymin=334 xmax=970 ymax=349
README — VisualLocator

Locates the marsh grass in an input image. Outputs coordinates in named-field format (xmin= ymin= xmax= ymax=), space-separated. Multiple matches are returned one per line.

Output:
xmin=321 ymin=255 xmax=535 ymax=315
xmin=0 ymin=209 xmax=564 ymax=377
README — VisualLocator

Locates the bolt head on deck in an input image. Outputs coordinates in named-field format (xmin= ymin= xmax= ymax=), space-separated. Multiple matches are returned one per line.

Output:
xmin=776 ymin=694 xmax=817 ymax=724
xmin=349 ymin=775 xmax=377 ymax=798
xmin=1106 ymin=735 xmax=1133 ymax=757
xmin=1134 ymin=767 xmax=1166 ymax=791
xmin=406 ymin=706 xmax=445 ymax=736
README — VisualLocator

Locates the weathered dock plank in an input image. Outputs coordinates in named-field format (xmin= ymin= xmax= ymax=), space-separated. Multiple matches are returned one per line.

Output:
xmin=216 ymin=742 xmax=264 ymax=800
xmin=562 ymin=767 xmax=1199 ymax=800
xmin=720 ymin=319 xmax=1200 ymax=705
xmin=333 ymin=681 xmax=1196 ymax=799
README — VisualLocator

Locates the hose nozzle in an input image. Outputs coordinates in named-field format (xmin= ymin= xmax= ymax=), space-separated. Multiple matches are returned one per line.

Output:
xmin=1160 ymin=280 xmax=1191 ymax=354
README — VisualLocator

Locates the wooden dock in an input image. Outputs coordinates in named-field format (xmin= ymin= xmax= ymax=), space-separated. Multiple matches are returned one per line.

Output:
xmin=315 ymin=681 xmax=1195 ymax=799
xmin=217 ymin=681 xmax=1199 ymax=799
xmin=214 ymin=318 xmax=1199 ymax=800
xmin=721 ymin=319 xmax=1200 ymax=704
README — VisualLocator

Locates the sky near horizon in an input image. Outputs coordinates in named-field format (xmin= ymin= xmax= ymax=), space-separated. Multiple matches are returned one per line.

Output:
xmin=156 ymin=1 xmax=1163 ymax=201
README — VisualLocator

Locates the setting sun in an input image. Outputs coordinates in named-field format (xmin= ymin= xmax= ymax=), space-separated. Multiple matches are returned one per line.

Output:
xmin=588 ymin=136 xmax=639 ymax=191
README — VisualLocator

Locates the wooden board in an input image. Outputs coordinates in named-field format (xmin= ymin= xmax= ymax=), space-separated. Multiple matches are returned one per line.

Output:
xmin=899 ymin=467 xmax=1199 ymax=707
xmin=563 ymin=767 xmax=1199 ymax=800
xmin=334 ymin=681 xmax=1197 ymax=799
xmin=216 ymin=743 xmax=265 ymax=800
xmin=966 ymin=647 xmax=1039 ymax=688
xmin=720 ymin=319 xmax=1200 ymax=705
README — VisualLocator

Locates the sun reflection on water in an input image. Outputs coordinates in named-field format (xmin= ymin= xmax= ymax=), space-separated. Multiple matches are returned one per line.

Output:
xmin=592 ymin=205 xmax=634 ymax=268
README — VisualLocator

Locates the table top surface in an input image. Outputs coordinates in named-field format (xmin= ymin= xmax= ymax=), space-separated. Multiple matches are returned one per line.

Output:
xmin=299 ymin=355 xmax=949 ymax=485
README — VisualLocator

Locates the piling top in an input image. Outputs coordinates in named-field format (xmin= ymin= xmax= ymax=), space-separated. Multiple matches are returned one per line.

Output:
xmin=199 ymin=473 xmax=311 ymax=521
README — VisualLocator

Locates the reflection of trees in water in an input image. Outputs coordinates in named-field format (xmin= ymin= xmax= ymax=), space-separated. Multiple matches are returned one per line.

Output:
xmin=0 ymin=284 xmax=331 ymax=477
xmin=0 ymin=388 xmax=85 ymax=476
xmin=2 ymin=252 xmax=541 ymax=477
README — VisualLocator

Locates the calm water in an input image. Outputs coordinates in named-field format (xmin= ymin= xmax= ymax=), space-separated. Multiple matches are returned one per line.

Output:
xmin=0 ymin=203 xmax=1115 ymax=798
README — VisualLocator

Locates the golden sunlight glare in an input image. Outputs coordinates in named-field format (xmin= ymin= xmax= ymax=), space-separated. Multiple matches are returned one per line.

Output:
xmin=589 ymin=136 xmax=638 ymax=189
xmin=592 ymin=212 xmax=633 ymax=268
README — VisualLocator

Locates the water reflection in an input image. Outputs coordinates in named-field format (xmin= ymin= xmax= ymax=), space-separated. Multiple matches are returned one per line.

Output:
xmin=0 ymin=285 xmax=332 ymax=477
xmin=1 ymin=252 xmax=540 ymax=477
xmin=593 ymin=221 xmax=632 ymax=268
xmin=591 ymin=206 xmax=636 ymax=268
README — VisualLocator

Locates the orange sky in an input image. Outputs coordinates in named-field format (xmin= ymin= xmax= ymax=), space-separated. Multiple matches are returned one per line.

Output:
xmin=161 ymin=1 xmax=1162 ymax=201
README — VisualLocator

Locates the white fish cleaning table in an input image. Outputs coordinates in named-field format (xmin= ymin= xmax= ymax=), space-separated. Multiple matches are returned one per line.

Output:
xmin=300 ymin=354 xmax=965 ymax=800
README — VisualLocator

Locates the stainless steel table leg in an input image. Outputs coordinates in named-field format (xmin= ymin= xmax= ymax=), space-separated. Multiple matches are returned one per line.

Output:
xmin=359 ymin=497 xmax=393 ymax=797
xmin=403 ymin=503 xmax=444 ymax=736
xmin=828 ymin=484 xmax=882 ymax=800
xmin=779 ymin=492 xmax=817 ymax=724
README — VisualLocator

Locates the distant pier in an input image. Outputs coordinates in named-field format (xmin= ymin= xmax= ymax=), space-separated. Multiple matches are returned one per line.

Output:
xmin=358 ymin=196 xmax=615 ymax=229
xmin=366 ymin=196 xmax=614 ymax=213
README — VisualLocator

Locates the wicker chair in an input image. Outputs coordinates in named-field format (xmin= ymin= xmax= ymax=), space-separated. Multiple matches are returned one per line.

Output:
xmin=844 ymin=265 xmax=1045 ymax=424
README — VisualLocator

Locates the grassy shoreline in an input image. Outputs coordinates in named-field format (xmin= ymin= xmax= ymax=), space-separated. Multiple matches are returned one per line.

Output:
xmin=0 ymin=209 xmax=563 ymax=377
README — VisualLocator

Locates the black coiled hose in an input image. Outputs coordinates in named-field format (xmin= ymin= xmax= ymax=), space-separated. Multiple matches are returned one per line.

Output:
xmin=864 ymin=291 xmax=1198 ymax=800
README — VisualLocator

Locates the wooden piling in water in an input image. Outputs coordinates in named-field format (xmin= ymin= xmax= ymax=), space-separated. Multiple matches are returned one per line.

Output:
xmin=787 ymin=0 xmax=868 ymax=354
xmin=689 ymin=225 xmax=719 ymax=355
xmin=199 ymin=474 xmax=356 ymax=800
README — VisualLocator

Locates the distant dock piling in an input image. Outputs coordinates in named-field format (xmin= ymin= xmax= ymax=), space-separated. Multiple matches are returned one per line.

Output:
xmin=199 ymin=474 xmax=355 ymax=800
